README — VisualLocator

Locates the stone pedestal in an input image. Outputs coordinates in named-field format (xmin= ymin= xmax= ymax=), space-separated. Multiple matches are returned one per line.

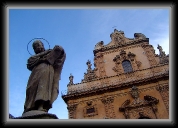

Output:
xmin=14 ymin=110 xmax=58 ymax=119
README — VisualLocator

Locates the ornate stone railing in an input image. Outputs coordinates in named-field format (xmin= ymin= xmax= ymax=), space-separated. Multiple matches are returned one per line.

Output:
xmin=61 ymin=64 xmax=168 ymax=97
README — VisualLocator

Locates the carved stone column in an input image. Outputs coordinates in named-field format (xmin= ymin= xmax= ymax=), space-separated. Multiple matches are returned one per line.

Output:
xmin=156 ymin=84 xmax=169 ymax=112
xmin=113 ymin=55 xmax=124 ymax=74
xmin=101 ymin=96 xmax=116 ymax=119
xmin=130 ymin=60 xmax=138 ymax=71
xmin=67 ymin=104 xmax=78 ymax=119
xmin=95 ymin=53 xmax=106 ymax=78
xmin=128 ymin=52 xmax=138 ymax=71
xmin=142 ymin=43 xmax=157 ymax=67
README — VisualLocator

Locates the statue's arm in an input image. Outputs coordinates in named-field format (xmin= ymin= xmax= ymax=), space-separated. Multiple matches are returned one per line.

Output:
xmin=27 ymin=50 xmax=52 ymax=71
xmin=46 ymin=45 xmax=64 ymax=66
xmin=27 ymin=56 xmax=40 ymax=71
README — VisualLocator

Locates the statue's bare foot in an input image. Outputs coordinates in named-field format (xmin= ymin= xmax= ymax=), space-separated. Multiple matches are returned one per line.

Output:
xmin=40 ymin=109 xmax=47 ymax=112
xmin=38 ymin=104 xmax=47 ymax=112
xmin=38 ymin=107 xmax=47 ymax=112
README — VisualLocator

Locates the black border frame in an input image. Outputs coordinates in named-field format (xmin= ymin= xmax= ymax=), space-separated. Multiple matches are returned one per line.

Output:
xmin=2 ymin=1 xmax=176 ymax=127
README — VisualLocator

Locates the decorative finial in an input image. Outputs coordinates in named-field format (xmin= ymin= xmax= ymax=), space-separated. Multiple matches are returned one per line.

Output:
xmin=69 ymin=73 xmax=74 ymax=85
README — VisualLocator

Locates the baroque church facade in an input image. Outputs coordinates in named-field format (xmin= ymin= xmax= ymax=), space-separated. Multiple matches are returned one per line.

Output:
xmin=62 ymin=29 xmax=169 ymax=119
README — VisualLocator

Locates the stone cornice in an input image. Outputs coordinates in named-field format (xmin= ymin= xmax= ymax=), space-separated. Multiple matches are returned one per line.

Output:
xmin=93 ymin=38 xmax=149 ymax=56
xmin=67 ymin=63 xmax=168 ymax=86
xmin=62 ymin=71 xmax=168 ymax=103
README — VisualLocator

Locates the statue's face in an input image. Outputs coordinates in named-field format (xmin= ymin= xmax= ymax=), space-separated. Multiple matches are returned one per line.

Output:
xmin=33 ymin=42 xmax=45 ymax=54
xmin=131 ymin=90 xmax=139 ymax=99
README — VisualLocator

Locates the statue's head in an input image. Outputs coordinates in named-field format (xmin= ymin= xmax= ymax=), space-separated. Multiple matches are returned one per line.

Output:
xmin=32 ymin=40 xmax=45 ymax=54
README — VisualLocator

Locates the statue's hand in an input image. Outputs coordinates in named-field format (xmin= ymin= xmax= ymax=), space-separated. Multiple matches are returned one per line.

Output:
xmin=54 ymin=45 xmax=61 ymax=51
xmin=53 ymin=45 xmax=64 ymax=55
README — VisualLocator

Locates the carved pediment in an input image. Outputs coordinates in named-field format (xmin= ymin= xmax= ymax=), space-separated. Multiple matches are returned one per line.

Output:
xmin=113 ymin=50 xmax=136 ymax=63
xmin=93 ymin=30 xmax=149 ymax=56
xmin=119 ymin=86 xmax=159 ymax=119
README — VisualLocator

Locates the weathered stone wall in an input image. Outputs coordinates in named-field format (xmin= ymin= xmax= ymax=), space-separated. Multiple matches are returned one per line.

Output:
xmin=63 ymin=30 xmax=169 ymax=119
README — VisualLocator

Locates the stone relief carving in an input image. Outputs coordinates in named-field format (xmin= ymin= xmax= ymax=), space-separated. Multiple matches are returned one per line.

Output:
xmin=119 ymin=86 xmax=159 ymax=119
xmin=112 ymin=50 xmax=140 ymax=74
xmin=94 ymin=53 xmax=106 ymax=78
xmin=67 ymin=104 xmax=78 ymax=119
xmin=130 ymin=85 xmax=139 ymax=99
xmin=61 ymin=29 xmax=168 ymax=119
xmin=110 ymin=29 xmax=126 ymax=45
xmin=129 ymin=106 xmax=154 ymax=119
xmin=93 ymin=29 xmax=149 ymax=56
xmin=83 ymin=101 xmax=98 ymax=117
xmin=141 ymin=43 xmax=157 ymax=67
xmin=156 ymin=84 xmax=169 ymax=112
xmin=101 ymin=96 xmax=116 ymax=119
xmin=82 ymin=60 xmax=98 ymax=82
xmin=135 ymin=61 xmax=142 ymax=68
xmin=101 ymin=96 xmax=114 ymax=104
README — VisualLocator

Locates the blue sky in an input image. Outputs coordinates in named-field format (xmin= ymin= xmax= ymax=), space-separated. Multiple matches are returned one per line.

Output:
xmin=8 ymin=8 xmax=169 ymax=119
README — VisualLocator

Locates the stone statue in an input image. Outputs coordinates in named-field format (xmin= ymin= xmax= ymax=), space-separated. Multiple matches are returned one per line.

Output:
xmin=94 ymin=41 xmax=104 ymax=50
xmin=134 ymin=33 xmax=146 ymax=39
xmin=86 ymin=60 xmax=92 ymax=70
xmin=131 ymin=86 xmax=139 ymax=99
xmin=23 ymin=40 xmax=66 ymax=114
xmin=69 ymin=73 xmax=74 ymax=85
xmin=111 ymin=29 xmax=125 ymax=44
xmin=157 ymin=44 xmax=166 ymax=57
xmin=157 ymin=44 xmax=168 ymax=64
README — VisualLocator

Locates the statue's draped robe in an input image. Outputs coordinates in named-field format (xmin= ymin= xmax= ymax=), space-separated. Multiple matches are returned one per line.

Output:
xmin=24 ymin=46 xmax=66 ymax=113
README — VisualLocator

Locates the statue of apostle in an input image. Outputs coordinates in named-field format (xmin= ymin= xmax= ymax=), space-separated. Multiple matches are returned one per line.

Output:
xmin=23 ymin=40 xmax=66 ymax=113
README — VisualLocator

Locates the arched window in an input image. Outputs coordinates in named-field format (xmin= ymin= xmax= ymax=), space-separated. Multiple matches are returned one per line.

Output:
xmin=122 ymin=60 xmax=133 ymax=73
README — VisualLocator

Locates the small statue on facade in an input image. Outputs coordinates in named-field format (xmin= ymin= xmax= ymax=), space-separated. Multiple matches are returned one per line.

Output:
xmin=134 ymin=33 xmax=146 ymax=39
xmin=86 ymin=60 xmax=92 ymax=70
xmin=94 ymin=41 xmax=104 ymax=50
xmin=131 ymin=85 xmax=139 ymax=99
xmin=157 ymin=44 xmax=169 ymax=64
xmin=114 ymin=29 xmax=125 ymax=44
xmin=68 ymin=73 xmax=74 ymax=85
xmin=157 ymin=44 xmax=166 ymax=57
